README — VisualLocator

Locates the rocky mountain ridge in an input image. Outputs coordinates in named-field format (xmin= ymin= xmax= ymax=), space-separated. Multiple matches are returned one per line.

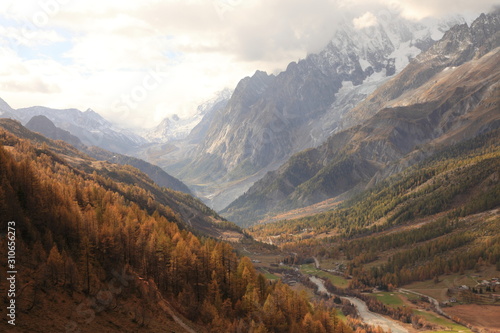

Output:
xmin=3 ymin=103 xmax=147 ymax=154
xmin=221 ymin=11 xmax=500 ymax=226
xmin=154 ymin=13 xmax=468 ymax=211
xmin=22 ymin=114 xmax=193 ymax=194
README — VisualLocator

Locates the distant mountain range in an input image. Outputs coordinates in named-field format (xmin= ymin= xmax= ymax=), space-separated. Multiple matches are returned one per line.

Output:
xmin=0 ymin=92 xmax=227 ymax=195
xmin=222 ymin=11 xmax=500 ymax=225
xmin=0 ymin=89 xmax=233 ymax=151
xmin=1 ymin=11 xmax=498 ymax=229
xmin=0 ymin=90 xmax=232 ymax=196
xmin=142 ymin=88 xmax=232 ymax=143
xmin=0 ymin=102 xmax=193 ymax=194
xmin=0 ymin=101 xmax=147 ymax=154
xmin=21 ymin=114 xmax=193 ymax=195
xmin=142 ymin=12 xmax=473 ymax=212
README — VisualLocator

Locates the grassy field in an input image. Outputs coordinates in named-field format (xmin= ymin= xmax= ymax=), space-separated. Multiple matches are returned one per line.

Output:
xmin=300 ymin=264 xmax=349 ymax=287
xmin=257 ymin=266 xmax=280 ymax=280
xmin=369 ymin=290 xmax=475 ymax=332
xmin=404 ymin=267 xmax=499 ymax=302
xmin=400 ymin=290 xmax=421 ymax=302
xmin=263 ymin=270 xmax=279 ymax=280
xmin=276 ymin=264 xmax=295 ymax=270
xmin=333 ymin=309 xmax=347 ymax=322
xmin=414 ymin=309 xmax=472 ymax=333
xmin=405 ymin=273 xmax=477 ymax=290
xmin=368 ymin=292 xmax=404 ymax=307
xmin=403 ymin=273 xmax=477 ymax=302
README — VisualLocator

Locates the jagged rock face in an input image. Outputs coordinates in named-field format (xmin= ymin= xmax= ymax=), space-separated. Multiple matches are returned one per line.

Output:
xmin=174 ymin=13 xmax=465 ymax=210
xmin=199 ymin=20 xmax=425 ymax=170
xmin=342 ymin=11 xmax=500 ymax=129
xmin=186 ymin=95 xmax=230 ymax=144
xmin=221 ymin=12 xmax=500 ymax=226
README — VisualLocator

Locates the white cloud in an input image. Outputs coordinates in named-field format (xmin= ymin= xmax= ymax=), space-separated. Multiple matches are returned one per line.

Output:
xmin=388 ymin=0 xmax=497 ymax=20
xmin=0 ymin=0 xmax=498 ymax=128
xmin=342 ymin=0 xmax=497 ymax=20
xmin=0 ymin=78 xmax=60 ymax=93
xmin=353 ymin=12 xmax=379 ymax=29
xmin=0 ymin=26 xmax=65 ymax=47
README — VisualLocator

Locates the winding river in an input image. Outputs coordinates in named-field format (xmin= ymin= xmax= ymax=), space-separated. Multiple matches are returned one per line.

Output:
xmin=309 ymin=276 xmax=408 ymax=333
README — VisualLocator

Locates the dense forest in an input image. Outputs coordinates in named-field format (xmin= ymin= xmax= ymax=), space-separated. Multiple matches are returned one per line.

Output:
xmin=0 ymin=121 xmax=354 ymax=332
xmin=0 ymin=122 xmax=498 ymax=332
xmin=249 ymin=130 xmax=500 ymax=288
xmin=250 ymin=129 xmax=499 ymax=239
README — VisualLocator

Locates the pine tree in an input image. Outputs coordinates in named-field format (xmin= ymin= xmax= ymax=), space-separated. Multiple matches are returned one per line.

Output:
xmin=46 ymin=244 xmax=64 ymax=285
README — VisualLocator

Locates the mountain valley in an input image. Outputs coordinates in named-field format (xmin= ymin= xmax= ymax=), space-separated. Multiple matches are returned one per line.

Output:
xmin=0 ymin=7 xmax=499 ymax=333
xmin=222 ymin=12 xmax=500 ymax=226
xmin=139 ymin=13 xmax=470 ymax=211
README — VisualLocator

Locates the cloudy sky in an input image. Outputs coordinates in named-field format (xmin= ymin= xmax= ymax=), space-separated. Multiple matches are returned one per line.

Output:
xmin=0 ymin=0 xmax=497 ymax=128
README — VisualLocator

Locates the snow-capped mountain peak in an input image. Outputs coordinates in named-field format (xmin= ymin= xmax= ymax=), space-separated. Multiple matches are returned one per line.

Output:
xmin=312 ymin=13 xmax=467 ymax=85
xmin=145 ymin=88 xmax=233 ymax=143
xmin=5 ymin=105 xmax=148 ymax=153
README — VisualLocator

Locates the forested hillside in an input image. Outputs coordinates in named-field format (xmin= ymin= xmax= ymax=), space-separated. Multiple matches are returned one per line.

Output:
xmin=23 ymin=114 xmax=193 ymax=195
xmin=0 ymin=120 xmax=353 ymax=332
xmin=249 ymin=129 xmax=500 ymax=288
xmin=84 ymin=145 xmax=193 ymax=195
xmin=0 ymin=119 xmax=232 ymax=239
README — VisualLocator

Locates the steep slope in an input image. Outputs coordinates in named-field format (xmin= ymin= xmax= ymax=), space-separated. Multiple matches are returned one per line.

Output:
xmin=0 ymin=119 xmax=352 ymax=333
xmin=0 ymin=118 xmax=236 ymax=238
xmin=185 ymin=89 xmax=232 ymax=144
xmin=131 ymin=89 xmax=234 ymax=201
xmin=223 ymin=12 xmax=500 ymax=226
xmin=23 ymin=115 xmax=193 ymax=195
xmin=249 ymin=129 xmax=500 ymax=242
xmin=341 ymin=12 xmax=500 ymax=128
xmin=0 ymin=97 xmax=17 ymax=119
xmin=26 ymin=115 xmax=84 ymax=148
xmin=160 ymin=14 xmax=466 ymax=211
xmin=85 ymin=146 xmax=193 ymax=195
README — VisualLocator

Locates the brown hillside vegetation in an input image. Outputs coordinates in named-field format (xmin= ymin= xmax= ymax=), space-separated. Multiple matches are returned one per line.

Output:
xmin=0 ymin=122 xmax=355 ymax=332
xmin=249 ymin=129 xmax=500 ymax=295
xmin=445 ymin=305 xmax=500 ymax=332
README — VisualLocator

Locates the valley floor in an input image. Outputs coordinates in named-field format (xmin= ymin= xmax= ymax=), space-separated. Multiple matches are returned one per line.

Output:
xmin=444 ymin=305 xmax=500 ymax=332
xmin=233 ymin=241 xmax=499 ymax=333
